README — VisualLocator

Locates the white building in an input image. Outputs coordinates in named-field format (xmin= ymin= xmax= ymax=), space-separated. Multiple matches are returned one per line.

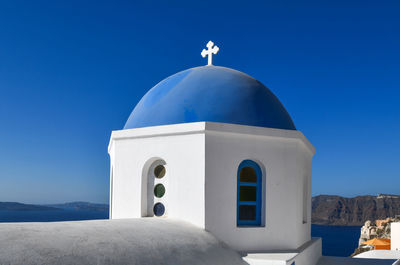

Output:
xmin=392 ymin=223 xmax=400 ymax=251
xmin=352 ymin=222 xmax=400 ymax=262
xmin=108 ymin=41 xmax=322 ymax=265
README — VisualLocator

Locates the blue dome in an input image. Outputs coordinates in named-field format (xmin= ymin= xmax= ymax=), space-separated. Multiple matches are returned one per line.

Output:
xmin=124 ymin=66 xmax=296 ymax=130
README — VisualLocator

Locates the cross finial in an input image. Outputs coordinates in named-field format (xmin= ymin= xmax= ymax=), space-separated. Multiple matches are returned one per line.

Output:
xmin=201 ymin=40 xmax=219 ymax=66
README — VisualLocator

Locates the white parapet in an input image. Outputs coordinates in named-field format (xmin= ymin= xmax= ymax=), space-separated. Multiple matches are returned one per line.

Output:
xmin=242 ymin=238 xmax=322 ymax=265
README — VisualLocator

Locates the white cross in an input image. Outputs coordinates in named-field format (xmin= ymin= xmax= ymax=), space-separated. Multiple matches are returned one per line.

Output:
xmin=201 ymin=40 xmax=219 ymax=66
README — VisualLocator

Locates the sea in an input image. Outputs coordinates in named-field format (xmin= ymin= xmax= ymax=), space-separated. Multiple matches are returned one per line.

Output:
xmin=0 ymin=210 xmax=361 ymax=257
xmin=312 ymin=224 xmax=361 ymax=257
xmin=0 ymin=209 xmax=108 ymax=222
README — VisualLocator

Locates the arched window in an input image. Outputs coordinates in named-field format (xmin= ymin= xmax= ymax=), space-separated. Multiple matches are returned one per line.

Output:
xmin=141 ymin=159 xmax=167 ymax=217
xmin=237 ymin=160 xmax=262 ymax=226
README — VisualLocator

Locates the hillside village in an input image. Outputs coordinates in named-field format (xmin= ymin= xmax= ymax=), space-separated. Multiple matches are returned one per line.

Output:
xmin=352 ymin=215 xmax=400 ymax=256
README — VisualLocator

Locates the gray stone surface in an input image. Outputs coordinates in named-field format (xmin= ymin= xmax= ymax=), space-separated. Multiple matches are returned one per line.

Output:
xmin=317 ymin=256 xmax=396 ymax=265
xmin=0 ymin=218 xmax=246 ymax=265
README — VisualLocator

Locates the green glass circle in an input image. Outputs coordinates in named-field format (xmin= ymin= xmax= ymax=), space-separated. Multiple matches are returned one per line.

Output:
xmin=154 ymin=183 xmax=165 ymax=198
xmin=154 ymin=165 xmax=166 ymax=179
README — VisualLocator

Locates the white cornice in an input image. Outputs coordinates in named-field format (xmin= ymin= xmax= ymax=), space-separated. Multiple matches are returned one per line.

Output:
xmin=108 ymin=122 xmax=315 ymax=155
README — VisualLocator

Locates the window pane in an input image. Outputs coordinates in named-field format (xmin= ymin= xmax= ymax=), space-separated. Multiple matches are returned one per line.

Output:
xmin=154 ymin=184 xmax=165 ymax=198
xmin=240 ymin=167 xmax=257 ymax=182
xmin=239 ymin=186 xmax=257 ymax=201
xmin=239 ymin=205 xmax=256 ymax=221
xmin=153 ymin=203 xmax=165 ymax=217
xmin=154 ymin=165 xmax=166 ymax=179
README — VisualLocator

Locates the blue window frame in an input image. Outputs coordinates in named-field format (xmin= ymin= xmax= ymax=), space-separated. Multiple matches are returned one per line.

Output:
xmin=237 ymin=160 xmax=262 ymax=226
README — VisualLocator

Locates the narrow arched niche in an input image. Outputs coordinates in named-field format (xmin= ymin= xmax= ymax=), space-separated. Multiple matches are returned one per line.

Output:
xmin=141 ymin=158 xmax=166 ymax=217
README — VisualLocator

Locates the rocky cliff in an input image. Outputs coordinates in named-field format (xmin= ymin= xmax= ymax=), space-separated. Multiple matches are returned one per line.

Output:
xmin=312 ymin=194 xmax=400 ymax=226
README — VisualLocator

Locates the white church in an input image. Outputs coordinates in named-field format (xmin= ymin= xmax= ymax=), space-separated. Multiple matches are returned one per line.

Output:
xmin=108 ymin=40 xmax=319 ymax=262
xmin=0 ymin=41 xmax=397 ymax=265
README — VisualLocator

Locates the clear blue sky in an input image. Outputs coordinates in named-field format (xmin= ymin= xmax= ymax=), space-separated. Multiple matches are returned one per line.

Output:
xmin=0 ymin=0 xmax=399 ymax=204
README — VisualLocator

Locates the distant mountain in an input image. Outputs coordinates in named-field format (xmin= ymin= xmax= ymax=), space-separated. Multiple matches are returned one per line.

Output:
xmin=0 ymin=201 xmax=109 ymax=212
xmin=312 ymin=194 xmax=400 ymax=226
xmin=0 ymin=202 xmax=58 ymax=211
xmin=47 ymin=202 xmax=109 ymax=212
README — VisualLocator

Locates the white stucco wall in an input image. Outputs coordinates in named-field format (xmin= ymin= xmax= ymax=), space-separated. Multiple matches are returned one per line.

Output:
xmin=288 ymin=238 xmax=322 ymax=265
xmin=108 ymin=122 xmax=315 ymax=252
xmin=109 ymin=123 xmax=206 ymax=228
xmin=204 ymin=122 xmax=314 ymax=252
xmin=392 ymin=222 xmax=400 ymax=251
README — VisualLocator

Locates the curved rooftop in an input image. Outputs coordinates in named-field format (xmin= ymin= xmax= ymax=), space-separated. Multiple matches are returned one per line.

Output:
xmin=0 ymin=218 xmax=246 ymax=265
xmin=124 ymin=66 xmax=296 ymax=130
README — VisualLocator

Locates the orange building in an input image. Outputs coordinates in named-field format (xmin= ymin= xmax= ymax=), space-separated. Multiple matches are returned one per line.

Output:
xmin=362 ymin=238 xmax=391 ymax=250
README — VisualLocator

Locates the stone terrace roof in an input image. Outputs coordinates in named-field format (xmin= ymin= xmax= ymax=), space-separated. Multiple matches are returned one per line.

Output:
xmin=0 ymin=218 xmax=246 ymax=265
